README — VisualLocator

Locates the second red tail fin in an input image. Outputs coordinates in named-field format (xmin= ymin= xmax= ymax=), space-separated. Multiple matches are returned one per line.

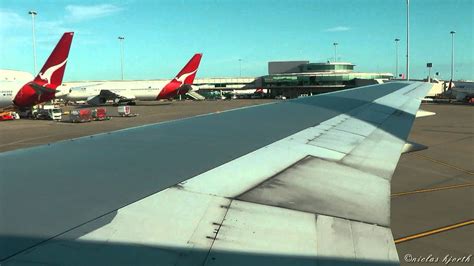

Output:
xmin=34 ymin=32 xmax=74 ymax=88
xmin=174 ymin=53 xmax=203 ymax=85
xmin=156 ymin=53 xmax=203 ymax=99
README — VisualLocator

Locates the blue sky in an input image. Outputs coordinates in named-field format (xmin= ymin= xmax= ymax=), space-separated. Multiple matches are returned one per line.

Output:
xmin=1 ymin=0 xmax=472 ymax=81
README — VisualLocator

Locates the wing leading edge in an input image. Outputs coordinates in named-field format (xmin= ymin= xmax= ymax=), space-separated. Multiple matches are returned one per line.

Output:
xmin=0 ymin=82 xmax=433 ymax=265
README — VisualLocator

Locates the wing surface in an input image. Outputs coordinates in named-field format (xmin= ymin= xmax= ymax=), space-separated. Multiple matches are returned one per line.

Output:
xmin=0 ymin=82 xmax=432 ymax=265
xmin=99 ymin=89 xmax=135 ymax=101
xmin=85 ymin=89 xmax=135 ymax=105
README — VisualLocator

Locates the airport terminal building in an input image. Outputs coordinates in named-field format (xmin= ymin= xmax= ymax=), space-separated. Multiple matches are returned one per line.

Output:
xmin=193 ymin=61 xmax=393 ymax=99
xmin=262 ymin=61 xmax=393 ymax=98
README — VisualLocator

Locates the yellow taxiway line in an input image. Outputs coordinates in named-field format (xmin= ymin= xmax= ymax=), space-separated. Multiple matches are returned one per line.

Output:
xmin=391 ymin=183 xmax=474 ymax=197
xmin=395 ymin=220 xmax=474 ymax=244
xmin=413 ymin=154 xmax=474 ymax=175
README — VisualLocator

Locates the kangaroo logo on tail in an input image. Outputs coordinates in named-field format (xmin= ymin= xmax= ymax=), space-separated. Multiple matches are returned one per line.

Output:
xmin=174 ymin=69 xmax=197 ymax=85
xmin=38 ymin=59 xmax=68 ymax=86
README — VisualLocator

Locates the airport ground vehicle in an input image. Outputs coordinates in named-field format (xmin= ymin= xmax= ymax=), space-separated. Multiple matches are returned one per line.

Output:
xmin=68 ymin=109 xmax=92 ymax=123
xmin=32 ymin=105 xmax=62 ymax=121
xmin=117 ymin=106 xmax=137 ymax=117
xmin=118 ymin=106 xmax=130 ymax=116
xmin=0 ymin=111 xmax=18 ymax=121
xmin=92 ymin=108 xmax=109 ymax=121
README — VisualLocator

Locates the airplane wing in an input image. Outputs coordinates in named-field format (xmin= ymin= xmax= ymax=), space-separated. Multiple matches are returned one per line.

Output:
xmin=87 ymin=89 xmax=136 ymax=104
xmin=99 ymin=89 xmax=136 ymax=101
xmin=0 ymin=82 xmax=432 ymax=265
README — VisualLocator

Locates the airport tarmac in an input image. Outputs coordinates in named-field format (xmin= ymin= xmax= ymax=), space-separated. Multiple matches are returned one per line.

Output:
xmin=0 ymin=99 xmax=274 ymax=152
xmin=391 ymin=103 xmax=473 ymax=265
xmin=0 ymin=100 xmax=472 ymax=264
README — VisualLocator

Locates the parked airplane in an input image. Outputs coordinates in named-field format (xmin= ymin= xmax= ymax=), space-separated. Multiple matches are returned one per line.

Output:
xmin=62 ymin=53 xmax=203 ymax=105
xmin=229 ymin=88 xmax=268 ymax=99
xmin=444 ymin=80 xmax=474 ymax=102
xmin=0 ymin=32 xmax=74 ymax=110
xmin=1 ymin=81 xmax=433 ymax=265
xmin=210 ymin=88 xmax=268 ymax=100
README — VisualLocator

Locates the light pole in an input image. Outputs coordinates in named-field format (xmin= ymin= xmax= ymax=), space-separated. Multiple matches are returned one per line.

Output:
xmin=238 ymin=58 xmax=242 ymax=77
xmin=406 ymin=0 xmax=410 ymax=81
xmin=394 ymin=38 xmax=400 ymax=78
xmin=333 ymin=42 xmax=338 ymax=62
xmin=427 ymin=63 xmax=432 ymax=82
xmin=28 ymin=11 xmax=37 ymax=74
xmin=118 ymin=36 xmax=125 ymax=80
xmin=450 ymin=31 xmax=456 ymax=82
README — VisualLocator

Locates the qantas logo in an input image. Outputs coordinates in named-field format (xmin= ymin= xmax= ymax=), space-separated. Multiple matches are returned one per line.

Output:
xmin=174 ymin=69 xmax=197 ymax=85
xmin=38 ymin=59 xmax=68 ymax=85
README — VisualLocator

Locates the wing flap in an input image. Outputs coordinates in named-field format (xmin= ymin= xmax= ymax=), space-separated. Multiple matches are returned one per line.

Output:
xmin=237 ymin=156 xmax=390 ymax=226
xmin=208 ymin=200 xmax=317 ymax=258
xmin=206 ymin=201 xmax=399 ymax=265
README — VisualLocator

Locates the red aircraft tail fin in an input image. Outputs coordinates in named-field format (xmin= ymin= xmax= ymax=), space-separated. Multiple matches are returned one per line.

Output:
xmin=173 ymin=53 xmax=203 ymax=85
xmin=34 ymin=32 xmax=74 ymax=88
xmin=157 ymin=54 xmax=203 ymax=99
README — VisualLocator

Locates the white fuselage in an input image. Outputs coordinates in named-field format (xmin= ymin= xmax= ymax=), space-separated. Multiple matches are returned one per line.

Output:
xmin=0 ymin=81 xmax=21 ymax=108
xmin=61 ymin=80 xmax=171 ymax=102
xmin=0 ymin=70 xmax=34 ymax=109
xmin=230 ymin=88 xmax=268 ymax=95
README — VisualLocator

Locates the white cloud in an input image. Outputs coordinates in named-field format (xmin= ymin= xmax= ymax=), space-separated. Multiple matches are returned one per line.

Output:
xmin=65 ymin=4 xmax=123 ymax=22
xmin=0 ymin=9 xmax=68 ymax=37
xmin=0 ymin=9 xmax=86 ymax=50
xmin=0 ymin=9 xmax=30 ymax=30
xmin=324 ymin=26 xmax=351 ymax=32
